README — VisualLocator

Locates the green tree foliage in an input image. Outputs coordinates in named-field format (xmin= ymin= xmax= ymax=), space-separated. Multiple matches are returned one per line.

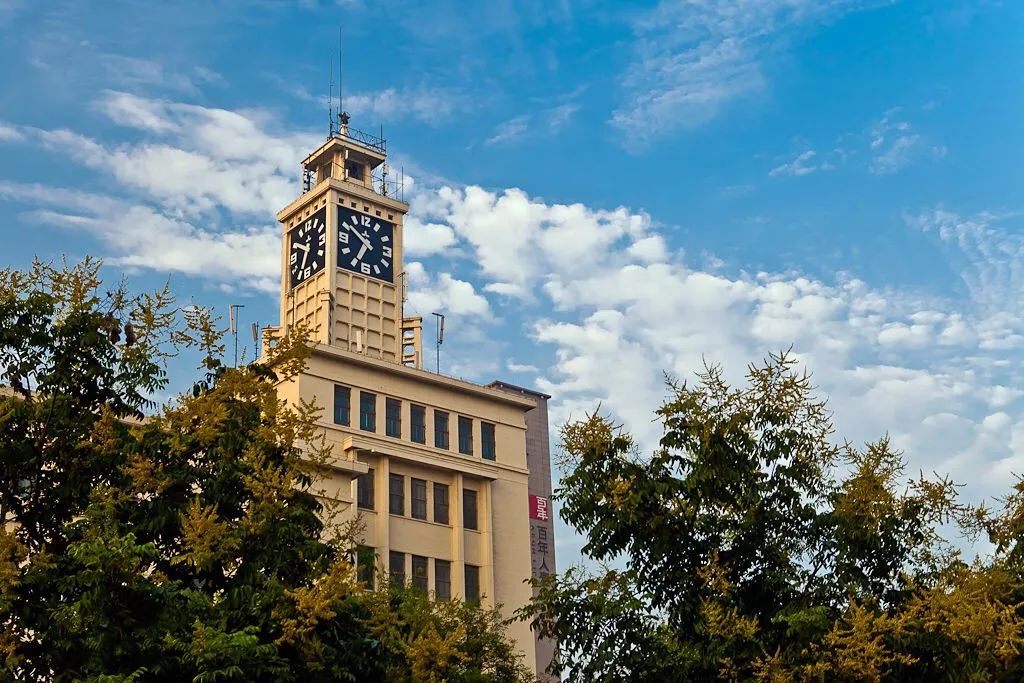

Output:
xmin=522 ymin=352 xmax=1024 ymax=681
xmin=0 ymin=260 xmax=529 ymax=682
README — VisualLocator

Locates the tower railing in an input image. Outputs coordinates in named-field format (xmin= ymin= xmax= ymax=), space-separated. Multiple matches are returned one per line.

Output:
xmin=333 ymin=126 xmax=386 ymax=154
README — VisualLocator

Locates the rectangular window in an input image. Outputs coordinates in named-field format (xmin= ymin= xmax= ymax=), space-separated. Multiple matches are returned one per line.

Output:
xmin=333 ymin=385 xmax=351 ymax=426
xmin=434 ymin=559 xmax=451 ymax=601
xmin=465 ymin=564 xmax=480 ymax=605
xmin=411 ymin=478 xmax=427 ymax=520
xmin=412 ymin=555 xmax=428 ymax=592
xmin=481 ymin=421 xmax=496 ymax=461
xmin=360 ymin=391 xmax=376 ymax=432
xmin=385 ymin=397 xmax=402 ymax=438
xmin=463 ymin=488 xmax=478 ymax=531
xmin=410 ymin=404 xmax=426 ymax=444
xmin=434 ymin=411 xmax=449 ymax=449
xmin=356 ymin=546 xmax=375 ymax=589
xmin=458 ymin=416 xmax=473 ymax=455
xmin=389 ymin=473 xmax=404 ymax=515
xmin=389 ymin=550 xmax=405 ymax=586
xmin=357 ymin=468 xmax=374 ymax=510
xmin=433 ymin=483 xmax=449 ymax=525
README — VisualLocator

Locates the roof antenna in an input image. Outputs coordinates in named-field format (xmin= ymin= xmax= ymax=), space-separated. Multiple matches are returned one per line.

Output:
xmin=328 ymin=51 xmax=335 ymax=138
xmin=338 ymin=28 xmax=345 ymax=124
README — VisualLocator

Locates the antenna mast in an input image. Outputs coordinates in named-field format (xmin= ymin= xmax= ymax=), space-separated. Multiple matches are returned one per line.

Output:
xmin=338 ymin=28 xmax=344 ymax=122
xmin=328 ymin=54 xmax=334 ymax=137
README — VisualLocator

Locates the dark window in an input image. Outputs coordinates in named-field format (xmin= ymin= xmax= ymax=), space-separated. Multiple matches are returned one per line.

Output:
xmin=345 ymin=161 xmax=364 ymax=180
xmin=434 ymin=411 xmax=449 ymax=449
xmin=411 ymin=478 xmax=427 ymax=520
xmin=333 ymin=385 xmax=351 ymax=426
xmin=389 ymin=551 xmax=405 ymax=586
xmin=385 ymin=398 xmax=401 ymax=438
xmin=481 ymin=422 xmax=496 ymax=461
xmin=360 ymin=392 xmax=376 ymax=432
xmin=433 ymin=483 xmax=449 ymax=525
xmin=389 ymin=473 xmax=404 ymax=515
xmin=412 ymin=555 xmax=428 ymax=592
xmin=465 ymin=564 xmax=480 ymax=605
xmin=463 ymin=488 xmax=478 ymax=531
xmin=410 ymin=404 xmax=426 ymax=444
xmin=357 ymin=468 xmax=374 ymax=509
xmin=356 ymin=546 xmax=375 ymax=589
xmin=435 ymin=559 xmax=451 ymax=600
xmin=458 ymin=416 xmax=473 ymax=455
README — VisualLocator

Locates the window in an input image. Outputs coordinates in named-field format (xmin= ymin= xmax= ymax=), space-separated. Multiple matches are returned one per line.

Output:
xmin=385 ymin=397 xmax=401 ymax=438
xmin=410 ymin=404 xmax=426 ymax=444
xmin=412 ymin=555 xmax=428 ymax=592
xmin=356 ymin=546 xmax=375 ymax=589
xmin=434 ymin=411 xmax=449 ymax=449
xmin=463 ymin=488 xmax=478 ymax=531
xmin=333 ymin=385 xmax=351 ymax=426
xmin=433 ymin=483 xmax=449 ymax=525
xmin=389 ymin=473 xmax=404 ymax=515
xmin=458 ymin=416 xmax=473 ymax=455
xmin=435 ymin=559 xmax=451 ymax=600
xmin=389 ymin=551 xmax=405 ymax=586
xmin=481 ymin=422 xmax=496 ymax=461
xmin=345 ymin=161 xmax=364 ymax=180
xmin=465 ymin=564 xmax=480 ymax=605
xmin=357 ymin=468 xmax=374 ymax=509
xmin=360 ymin=392 xmax=376 ymax=432
xmin=411 ymin=478 xmax=427 ymax=520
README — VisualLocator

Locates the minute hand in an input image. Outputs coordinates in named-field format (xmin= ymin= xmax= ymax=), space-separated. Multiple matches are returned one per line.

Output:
xmin=348 ymin=224 xmax=373 ymax=249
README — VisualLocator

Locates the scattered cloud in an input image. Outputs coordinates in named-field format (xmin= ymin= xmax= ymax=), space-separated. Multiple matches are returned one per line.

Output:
xmin=485 ymin=116 xmax=530 ymax=146
xmin=769 ymin=149 xmax=834 ymax=177
xmin=908 ymin=208 xmax=1024 ymax=316
xmin=612 ymin=0 xmax=882 ymax=149
xmin=869 ymin=108 xmax=946 ymax=174
xmin=98 ymin=55 xmax=221 ymax=95
xmin=345 ymin=86 xmax=468 ymax=125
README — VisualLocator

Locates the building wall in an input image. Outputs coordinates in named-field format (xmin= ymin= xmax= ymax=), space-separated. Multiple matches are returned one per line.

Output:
xmin=282 ymin=344 xmax=537 ymax=665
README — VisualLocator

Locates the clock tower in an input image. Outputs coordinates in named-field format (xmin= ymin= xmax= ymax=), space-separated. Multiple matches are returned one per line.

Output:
xmin=276 ymin=114 xmax=408 ymax=362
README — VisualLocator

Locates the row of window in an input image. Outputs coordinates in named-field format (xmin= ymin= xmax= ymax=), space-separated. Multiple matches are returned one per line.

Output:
xmin=334 ymin=385 xmax=497 ymax=460
xmin=355 ymin=547 xmax=480 ymax=604
xmin=357 ymin=470 xmax=479 ymax=530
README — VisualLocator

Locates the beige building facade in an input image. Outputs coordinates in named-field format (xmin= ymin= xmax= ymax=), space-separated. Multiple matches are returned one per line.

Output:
xmin=266 ymin=118 xmax=551 ymax=675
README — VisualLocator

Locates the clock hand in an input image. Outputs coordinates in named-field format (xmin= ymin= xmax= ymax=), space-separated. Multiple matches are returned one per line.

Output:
xmin=293 ymin=242 xmax=310 ymax=268
xmin=355 ymin=243 xmax=368 ymax=260
xmin=347 ymin=223 xmax=373 ymax=249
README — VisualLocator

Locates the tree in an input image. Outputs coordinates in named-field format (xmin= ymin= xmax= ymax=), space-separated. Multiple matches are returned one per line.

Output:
xmin=0 ymin=259 xmax=529 ymax=682
xmin=522 ymin=352 xmax=1024 ymax=681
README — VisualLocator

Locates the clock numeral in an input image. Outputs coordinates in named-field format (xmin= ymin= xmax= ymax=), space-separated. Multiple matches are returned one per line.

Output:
xmin=303 ymin=266 xmax=312 ymax=279
xmin=318 ymin=233 xmax=326 ymax=245
xmin=290 ymin=252 xmax=297 ymax=264
xmin=360 ymin=262 xmax=370 ymax=275
xmin=339 ymin=230 xmax=348 ymax=244
xmin=382 ymin=246 xmax=392 ymax=258
xmin=361 ymin=215 xmax=371 ymax=227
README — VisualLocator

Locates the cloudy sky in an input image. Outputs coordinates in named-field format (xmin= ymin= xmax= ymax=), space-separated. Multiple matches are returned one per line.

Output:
xmin=1 ymin=0 xmax=1023 ymax=562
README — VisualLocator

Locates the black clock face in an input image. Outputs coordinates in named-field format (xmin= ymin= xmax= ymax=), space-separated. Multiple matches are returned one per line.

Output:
xmin=337 ymin=206 xmax=394 ymax=282
xmin=289 ymin=207 xmax=327 ymax=287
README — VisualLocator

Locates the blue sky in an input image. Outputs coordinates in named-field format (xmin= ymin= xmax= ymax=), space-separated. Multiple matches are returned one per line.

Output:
xmin=2 ymin=0 xmax=1023 ymax=562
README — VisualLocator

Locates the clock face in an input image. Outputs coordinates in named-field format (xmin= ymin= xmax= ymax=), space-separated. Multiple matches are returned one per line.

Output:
xmin=289 ymin=208 xmax=327 ymax=287
xmin=337 ymin=206 xmax=394 ymax=282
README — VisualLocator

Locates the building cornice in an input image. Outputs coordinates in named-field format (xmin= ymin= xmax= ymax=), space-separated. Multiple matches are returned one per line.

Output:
xmin=308 ymin=343 xmax=538 ymax=412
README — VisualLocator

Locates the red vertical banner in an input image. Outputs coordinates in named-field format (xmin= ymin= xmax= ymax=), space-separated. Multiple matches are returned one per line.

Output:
xmin=529 ymin=494 xmax=550 ymax=521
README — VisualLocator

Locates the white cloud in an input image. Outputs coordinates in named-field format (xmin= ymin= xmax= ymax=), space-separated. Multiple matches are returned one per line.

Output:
xmin=0 ymin=124 xmax=22 ymax=141
xmin=345 ymin=86 xmax=467 ymax=125
xmin=869 ymin=108 xmax=946 ymax=174
xmin=613 ymin=0 xmax=879 ymax=148
xmin=769 ymin=149 xmax=834 ymax=177
xmin=404 ymin=261 xmax=490 ymax=318
xmin=507 ymin=360 xmax=539 ymax=374
xmin=485 ymin=116 xmax=529 ymax=146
